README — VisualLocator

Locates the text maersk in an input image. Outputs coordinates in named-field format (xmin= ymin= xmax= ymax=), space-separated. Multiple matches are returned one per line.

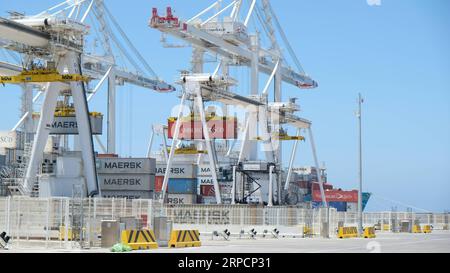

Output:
xmin=156 ymin=167 xmax=186 ymax=174
xmin=103 ymin=178 xmax=141 ymax=186
xmin=104 ymin=162 xmax=142 ymax=169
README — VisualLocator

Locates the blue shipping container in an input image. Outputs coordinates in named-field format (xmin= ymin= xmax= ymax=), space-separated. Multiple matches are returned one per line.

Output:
xmin=329 ymin=201 xmax=347 ymax=212
xmin=167 ymin=178 xmax=197 ymax=194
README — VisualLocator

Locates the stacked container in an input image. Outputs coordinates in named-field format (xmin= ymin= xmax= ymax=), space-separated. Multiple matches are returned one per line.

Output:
xmin=154 ymin=163 xmax=197 ymax=204
xmin=97 ymin=157 xmax=156 ymax=199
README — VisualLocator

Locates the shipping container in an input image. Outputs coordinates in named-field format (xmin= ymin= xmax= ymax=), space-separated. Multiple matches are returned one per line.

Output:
xmin=242 ymin=161 xmax=268 ymax=171
xmin=167 ymin=178 xmax=197 ymax=194
xmin=312 ymin=189 xmax=358 ymax=202
xmin=101 ymin=190 xmax=153 ymax=200
xmin=168 ymin=118 xmax=238 ymax=140
xmin=155 ymin=176 xmax=165 ymax=192
xmin=200 ymin=196 xmax=218 ymax=205
xmin=329 ymin=201 xmax=347 ymax=212
xmin=311 ymin=182 xmax=333 ymax=191
xmin=166 ymin=194 xmax=197 ymax=205
xmin=32 ymin=115 xmax=103 ymax=135
xmin=97 ymin=157 xmax=156 ymax=174
xmin=199 ymin=185 xmax=215 ymax=197
xmin=155 ymin=163 xmax=196 ymax=178
xmin=197 ymin=176 xmax=214 ymax=185
xmin=98 ymin=174 xmax=155 ymax=191
xmin=197 ymin=164 xmax=220 ymax=177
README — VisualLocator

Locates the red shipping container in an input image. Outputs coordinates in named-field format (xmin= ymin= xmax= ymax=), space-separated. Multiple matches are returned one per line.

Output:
xmin=311 ymin=182 xmax=333 ymax=191
xmin=155 ymin=176 xmax=167 ymax=192
xmin=200 ymin=185 xmax=215 ymax=197
xmin=297 ymin=181 xmax=310 ymax=189
xmin=168 ymin=118 xmax=237 ymax=140
xmin=312 ymin=190 xmax=358 ymax=202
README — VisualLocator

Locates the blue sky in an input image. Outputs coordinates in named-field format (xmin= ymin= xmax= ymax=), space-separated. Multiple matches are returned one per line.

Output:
xmin=1 ymin=0 xmax=449 ymax=212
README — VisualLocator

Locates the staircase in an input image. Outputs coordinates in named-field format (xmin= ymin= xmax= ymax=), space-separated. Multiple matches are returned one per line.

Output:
xmin=5 ymin=142 xmax=37 ymax=196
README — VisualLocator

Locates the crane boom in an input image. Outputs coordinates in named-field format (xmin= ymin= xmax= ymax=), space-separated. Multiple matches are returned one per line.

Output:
xmin=150 ymin=7 xmax=318 ymax=90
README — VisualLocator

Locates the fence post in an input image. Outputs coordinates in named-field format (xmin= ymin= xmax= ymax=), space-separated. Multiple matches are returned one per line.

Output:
xmin=111 ymin=198 xmax=115 ymax=220
xmin=16 ymin=197 xmax=21 ymax=247
xmin=64 ymin=198 xmax=70 ymax=249
xmin=6 ymin=196 xmax=11 ymax=235
xmin=46 ymin=198 xmax=50 ymax=248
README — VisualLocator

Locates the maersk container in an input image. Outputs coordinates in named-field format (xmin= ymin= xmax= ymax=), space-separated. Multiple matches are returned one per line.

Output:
xmin=97 ymin=157 xmax=156 ymax=174
xmin=167 ymin=178 xmax=197 ymax=194
xmin=32 ymin=115 xmax=103 ymax=135
xmin=197 ymin=164 xmax=220 ymax=177
xmin=166 ymin=194 xmax=197 ymax=205
xmin=98 ymin=174 xmax=155 ymax=191
xmin=155 ymin=163 xmax=196 ymax=178
xmin=101 ymin=190 xmax=153 ymax=200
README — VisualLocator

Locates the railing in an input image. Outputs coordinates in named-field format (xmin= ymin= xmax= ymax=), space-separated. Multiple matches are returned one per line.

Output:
xmin=0 ymin=196 xmax=448 ymax=249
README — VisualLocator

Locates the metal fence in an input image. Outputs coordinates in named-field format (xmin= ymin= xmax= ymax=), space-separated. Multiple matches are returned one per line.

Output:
xmin=0 ymin=196 xmax=448 ymax=249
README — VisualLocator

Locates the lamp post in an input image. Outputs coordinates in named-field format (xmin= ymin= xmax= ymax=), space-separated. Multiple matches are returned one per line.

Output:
xmin=357 ymin=93 xmax=364 ymax=235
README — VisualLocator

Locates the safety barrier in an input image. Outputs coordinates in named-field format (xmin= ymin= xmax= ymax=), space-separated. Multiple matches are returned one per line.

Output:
xmin=363 ymin=227 xmax=376 ymax=238
xmin=121 ymin=229 xmax=158 ymax=250
xmin=412 ymin=225 xmax=422 ymax=233
xmin=169 ymin=230 xmax=201 ymax=248
xmin=303 ymin=226 xmax=314 ymax=238
xmin=59 ymin=226 xmax=74 ymax=241
xmin=423 ymin=225 xmax=432 ymax=234
xmin=338 ymin=227 xmax=358 ymax=239
xmin=0 ymin=231 xmax=11 ymax=249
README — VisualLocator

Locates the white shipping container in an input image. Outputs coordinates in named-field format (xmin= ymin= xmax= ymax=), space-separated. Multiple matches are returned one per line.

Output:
xmin=155 ymin=164 xmax=196 ymax=178
xmin=166 ymin=194 xmax=197 ymax=205
xmin=197 ymin=176 xmax=214 ymax=185
xmin=99 ymin=174 xmax=155 ymax=191
xmin=101 ymin=190 xmax=153 ymax=200
xmin=97 ymin=157 xmax=156 ymax=174
xmin=197 ymin=164 xmax=220 ymax=177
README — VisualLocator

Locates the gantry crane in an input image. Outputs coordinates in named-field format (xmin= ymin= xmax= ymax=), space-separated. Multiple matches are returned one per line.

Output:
xmin=149 ymin=1 xmax=327 ymax=206
xmin=0 ymin=0 xmax=175 ymax=197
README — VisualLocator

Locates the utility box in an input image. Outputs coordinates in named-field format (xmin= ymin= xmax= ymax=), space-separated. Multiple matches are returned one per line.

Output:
xmin=320 ymin=222 xmax=330 ymax=238
xmin=119 ymin=217 xmax=142 ymax=230
xmin=101 ymin=220 xmax=120 ymax=248
xmin=153 ymin=216 xmax=172 ymax=247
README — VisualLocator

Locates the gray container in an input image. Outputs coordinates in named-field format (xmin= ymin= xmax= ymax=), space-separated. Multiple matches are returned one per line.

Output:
xmin=101 ymin=190 xmax=153 ymax=200
xmin=101 ymin=220 xmax=120 ymax=248
xmin=98 ymin=174 xmax=155 ymax=191
xmin=97 ymin=157 xmax=156 ymax=174
xmin=242 ymin=161 xmax=268 ymax=171
xmin=155 ymin=163 xmax=196 ymax=178
xmin=167 ymin=194 xmax=197 ymax=205
xmin=33 ymin=115 xmax=103 ymax=135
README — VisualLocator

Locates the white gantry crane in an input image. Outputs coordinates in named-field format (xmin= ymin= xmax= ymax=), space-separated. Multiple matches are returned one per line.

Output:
xmin=149 ymin=0 xmax=327 ymax=206
xmin=0 ymin=0 xmax=174 ymax=196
